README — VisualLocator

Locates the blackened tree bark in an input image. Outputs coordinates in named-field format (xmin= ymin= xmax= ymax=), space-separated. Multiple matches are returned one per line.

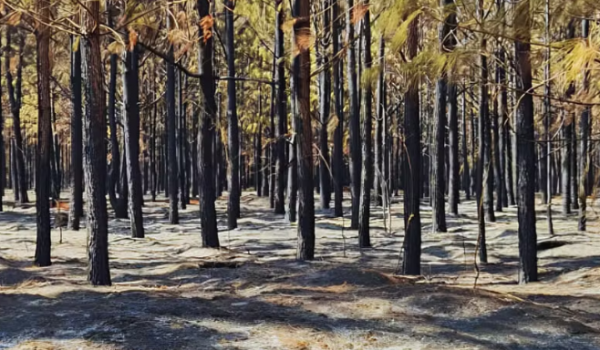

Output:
xmin=255 ymin=103 xmax=263 ymax=197
xmin=477 ymin=0 xmax=488 ymax=263
xmin=571 ymin=112 xmax=579 ymax=210
xmin=122 ymin=43 xmax=145 ymax=238
xmin=82 ymin=0 xmax=111 ymax=286
xmin=226 ymin=0 xmax=240 ymax=229
xmin=543 ymin=0 xmax=553 ymax=235
xmin=562 ymin=20 xmax=576 ymax=216
xmin=34 ymin=0 xmax=52 ymax=267
xmin=269 ymin=61 xmax=276 ymax=207
xmin=347 ymin=0 xmax=361 ymax=229
xmin=68 ymin=35 xmax=83 ymax=230
xmin=578 ymin=19 xmax=590 ymax=232
xmin=497 ymin=0 xmax=508 ymax=208
xmin=0 ymin=34 xmax=3 ymax=212
xmin=106 ymin=4 xmax=127 ymax=219
xmin=288 ymin=77 xmax=298 ymax=223
xmin=292 ymin=0 xmax=315 ymax=260
xmin=318 ymin=0 xmax=331 ymax=210
xmin=493 ymin=1 xmax=506 ymax=212
xmin=402 ymin=17 xmax=422 ymax=275
xmin=5 ymin=27 xmax=28 ymax=204
xmin=433 ymin=0 xmax=457 ymax=231
xmin=514 ymin=0 xmax=537 ymax=283
xmin=151 ymin=78 xmax=158 ymax=201
xmin=358 ymin=2 xmax=373 ymax=247
xmin=166 ymin=0 xmax=179 ymax=224
xmin=562 ymin=110 xmax=572 ymax=216
xmin=461 ymin=86 xmax=470 ymax=200
xmin=274 ymin=0 xmax=287 ymax=214
xmin=197 ymin=0 xmax=219 ymax=247
xmin=375 ymin=37 xmax=385 ymax=207
xmin=332 ymin=0 xmax=344 ymax=217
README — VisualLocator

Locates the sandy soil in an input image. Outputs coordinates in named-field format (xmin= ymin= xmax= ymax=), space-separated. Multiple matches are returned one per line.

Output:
xmin=1 ymin=190 xmax=600 ymax=349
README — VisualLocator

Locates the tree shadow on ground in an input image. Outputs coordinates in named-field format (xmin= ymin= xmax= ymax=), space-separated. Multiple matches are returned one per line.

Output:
xmin=1 ymin=276 xmax=599 ymax=350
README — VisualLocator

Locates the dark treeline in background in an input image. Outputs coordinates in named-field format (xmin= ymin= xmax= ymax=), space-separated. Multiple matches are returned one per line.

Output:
xmin=0 ymin=0 xmax=599 ymax=285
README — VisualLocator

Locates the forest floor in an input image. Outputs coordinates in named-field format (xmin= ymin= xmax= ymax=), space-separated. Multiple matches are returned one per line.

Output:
xmin=2 ymin=191 xmax=600 ymax=349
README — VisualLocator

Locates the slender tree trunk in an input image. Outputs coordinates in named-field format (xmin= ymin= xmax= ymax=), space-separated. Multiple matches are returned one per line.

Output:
xmin=34 ymin=0 xmax=52 ymax=267
xmin=0 ymin=30 xmax=3 ymax=212
xmin=562 ymin=21 xmax=576 ymax=216
xmin=562 ymin=110 xmax=572 ymax=216
xmin=255 ymin=125 xmax=262 ymax=196
xmin=448 ymin=83 xmax=459 ymax=215
xmin=515 ymin=0 xmax=537 ymax=283
xmin=433 ymin=0 xmax=457 ymax=231
xmin=106 ymin=6 xmax=127 ymax=218
xmin=375 ymin=37 xmax=385 ymax=207
xmin=10 ymin=140 xmax=18 ymax=201
xmin=287 ymin=78 xmax=298 ymax=223
xmin=177 ymin=72 xmax=187 ymax=210
xmin=461 ymin=86 xmax=471 ymax=200
xmin=151 ymin=82 xmax=158 ymax=201
xmin=82 ymin=1 xmax=111 ymax=286
xmin=166 ymin=0 xmax=179 ymax=224
xmin=402 ymin=17 xmax=422 ymax=275
xmin=225 ymin=0 xmax=240 ymax=228
xmin=578 ymin=19 xmax=590 ymax=232
xmin=292 ymin=0 xmax=314 ymax=260
xmin=496 ymin=0 xmax=509 ymax=208
xmin=470 ymin=91 xmax=477 ymax=198
xmin=122 ymin=44 xmax=145 ymax=238
xmin=332 ymin=0 xmax=344 ymax=217
xmin=5 ymin=28 xmax=28 ymax=204
xmin=318 ymin=1 xmax=331 ymax=210
xmin=347 ymin=0 xmax=361 ymax=229
xmin=197 ymin=0 xmax=219 ymax=247
xmin=493 ymin=6 xmax=506 ymax=212
xmin=477 ymin=0 xmax=488 ymax=262
xmin=68 ymin=35 xmax=83 ymax=230
xmin=543 ymin=0 xmax=553 ymax=235
xmin=358 ymin=3 xmax=373 ymax=247
xmin=571 ymin=113 xmax=579 ymax=210
xmin=269 ymin=59 xmax=277 ymax=207
xmin=273 ymin=3 xmax=287 ymax=214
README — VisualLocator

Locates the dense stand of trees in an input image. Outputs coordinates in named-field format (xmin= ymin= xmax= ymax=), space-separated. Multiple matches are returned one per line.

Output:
xmin=0 ymin=0 xmax=598 ymax=286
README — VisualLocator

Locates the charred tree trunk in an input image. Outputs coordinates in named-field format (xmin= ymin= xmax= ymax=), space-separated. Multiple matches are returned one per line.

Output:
xmin=562 ymin=21 xmax=576 ymax=216
xmin=448 ymin=84 xmax=459 ymax=215
xmin=477 ymin=0 xmax=488 ymax=263
xmin=5 ymin=28 xmax=28 ymax=204
xmin=375 ymin=37 xmax=385 ymax=207
xmin=578 ymin=19 xmax=590 ymax=232
xmin=347 ymin=0 xmax=361 ymax=229
xmin=292 ymin=0 xmax=315 ymax=260
xmin=332 ymin=0 xmax=344 ymax=217
xmin=122 ymin=44 xmax=145 ymax=238
xmin=515 ymin=0 xmax=538 ymax=283
xmin=106 ymin=7 xmax=127 ymax=218
xmin=402 ymin=17 xmax=422 ymax=276
xmin=197 ymin=0 xmax=219 ymax=247
xmin=433 ymin=0 xmax=457 ymax=231
xmin=543 ymin=0 xmax=553 ymax=235
xmin=166 ymin=1 xmax=179 ymax=224
xmin=461 ymin=86 xmax=470 ymax=200
xmin=226 ymin=0 xmax=240 ymax=229
xmin=68 ymin=35 xmax=83 ymax=230
xmin=34 ymin=0 xmax=52 ymax=267
xmin=358 ymin=3 xmax=373 ymax=247
xmin=82 ymin=1 xmax=111 ymax=286
xmin=318 ymin=1 xmax=331 ymax=210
